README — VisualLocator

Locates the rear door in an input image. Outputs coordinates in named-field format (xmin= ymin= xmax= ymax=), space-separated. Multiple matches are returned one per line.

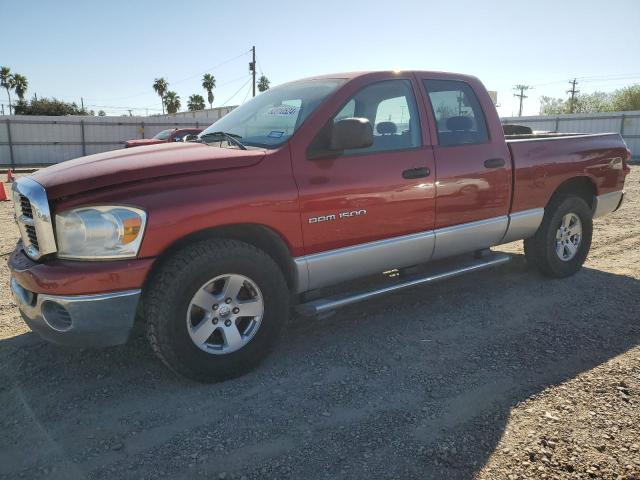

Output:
xmin=419 ymin=77 xmax=512 ymax=259
xmin=291 ymin=76 xmax=437 ymax=289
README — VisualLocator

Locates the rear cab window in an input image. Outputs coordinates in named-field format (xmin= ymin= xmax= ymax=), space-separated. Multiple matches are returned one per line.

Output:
xmin=423 ymin=79 xmax=489 ymax=147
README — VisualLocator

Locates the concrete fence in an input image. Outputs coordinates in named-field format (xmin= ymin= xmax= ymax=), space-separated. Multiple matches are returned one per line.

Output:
xmin=501 ymin=110 xmax=640 ymax=161
xmin=0 ymin=106 xmax=235 ymax=167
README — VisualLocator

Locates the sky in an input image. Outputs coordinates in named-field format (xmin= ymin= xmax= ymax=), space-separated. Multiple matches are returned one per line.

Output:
xmin=1 ymin=0 xmax=639 ymax=118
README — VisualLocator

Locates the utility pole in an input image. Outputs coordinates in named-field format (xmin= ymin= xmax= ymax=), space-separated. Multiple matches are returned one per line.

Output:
xmin=567 ymin=78 xmax=579 ymax=113
xmin=249 ymin=46 xmax=256 ymax=97
xmin=513 ymin=84 xmax=532 ymax=117
xmin=81 ymin=97 xmax=84 ymax=110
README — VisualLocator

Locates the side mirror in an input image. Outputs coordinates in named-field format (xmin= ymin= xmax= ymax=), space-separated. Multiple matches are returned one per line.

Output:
xmin=183 ymin=134 xmax=198 ymax=142
xmin=330 ymin=118 xmax=373 ymax=151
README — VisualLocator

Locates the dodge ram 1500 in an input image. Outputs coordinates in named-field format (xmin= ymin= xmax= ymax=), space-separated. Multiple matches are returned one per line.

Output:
xmin=9 ymin=71 xmax=630 ymax=381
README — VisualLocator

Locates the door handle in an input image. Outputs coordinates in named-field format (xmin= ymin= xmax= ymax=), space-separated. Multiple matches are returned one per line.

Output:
xmin=484 ymin=158 xmax=506 ymax=168
xmin=402 ymin=167 xmax=430 ymax=179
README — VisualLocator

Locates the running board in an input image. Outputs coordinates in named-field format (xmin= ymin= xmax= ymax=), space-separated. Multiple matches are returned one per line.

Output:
xmin=296 ymin=252 xmax=511 ymax=317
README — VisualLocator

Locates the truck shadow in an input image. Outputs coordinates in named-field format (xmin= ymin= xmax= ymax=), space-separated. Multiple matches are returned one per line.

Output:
xmin=1 ymin=253 xmax=639 ymax=479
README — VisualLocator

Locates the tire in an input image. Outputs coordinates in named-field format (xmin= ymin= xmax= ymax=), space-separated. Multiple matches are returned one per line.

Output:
xmin=144 ymin=239 xmax=289 ymax=382
xmin=524 ymin=194 xmax=593 ymax=278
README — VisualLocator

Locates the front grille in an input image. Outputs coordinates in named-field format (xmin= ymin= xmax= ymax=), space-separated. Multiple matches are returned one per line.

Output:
xmin=18 ymin=194 xmax=40 ymax=252
xmin=12 ymin=178 xmax=57 ymax=260
xmin=20 ymin=195 xmax=33 ymax=219
xmin=25 ymin=225 xmax=39 ymax=250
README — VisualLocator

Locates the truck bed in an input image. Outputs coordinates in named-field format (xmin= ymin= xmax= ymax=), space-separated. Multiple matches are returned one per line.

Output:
xmin=506 ymin=132 xmax=628 ymax=214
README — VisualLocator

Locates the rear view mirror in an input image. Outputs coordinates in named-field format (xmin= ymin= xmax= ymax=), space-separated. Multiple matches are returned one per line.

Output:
xmin=330 ymin=118 xmax=373 ymax=151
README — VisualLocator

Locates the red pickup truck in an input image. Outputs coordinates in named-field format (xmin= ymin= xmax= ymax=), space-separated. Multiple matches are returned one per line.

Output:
xmin=9 ymin=71 xmax=630 ymax=381
xmin=124 ymin=128 xmax=202 ymax=148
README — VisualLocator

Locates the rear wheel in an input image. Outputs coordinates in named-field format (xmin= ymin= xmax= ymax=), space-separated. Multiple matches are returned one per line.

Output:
xmin=524 ymin=195 xmax=593 ymax=278
xmin=144 ymin=239 xmax=289 ymax=382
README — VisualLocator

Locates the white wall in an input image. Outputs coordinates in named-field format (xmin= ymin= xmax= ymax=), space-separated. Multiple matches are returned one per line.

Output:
xmin=0 ymin=106 xmax=236 ymax=167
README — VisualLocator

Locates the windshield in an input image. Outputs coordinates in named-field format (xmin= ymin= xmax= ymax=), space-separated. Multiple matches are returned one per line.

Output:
xmin=153 ymin=129 xmax=173 ymax=140
xmin=200 ymin=78 xmax=344 ymax=148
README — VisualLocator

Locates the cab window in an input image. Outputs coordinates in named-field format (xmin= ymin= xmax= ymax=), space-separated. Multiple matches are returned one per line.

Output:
xmin=423 ymin=79 xmax=489 ymax=146
xmin=332 ymin=79 xmax=421 ymax=155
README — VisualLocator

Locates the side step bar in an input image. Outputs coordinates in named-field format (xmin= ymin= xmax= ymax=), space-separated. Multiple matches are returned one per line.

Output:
xmin=296 ymin=252 xmax=511 ymax=317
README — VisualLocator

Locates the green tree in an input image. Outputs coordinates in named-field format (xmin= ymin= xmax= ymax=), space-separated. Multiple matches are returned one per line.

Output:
xmin=153 ymin=77 xmax=169 ymax=114
xmin=611 ymin=85 xmax=640 ymax=111
xmin=187 ymin=94 xmax=206 ymax=111
xmin=163 ymin=91 xmax=181 ymax=114
xmin=1 ymin=66 xmax=16 ymax=114
xmin=12 ymin=73 xmax=28 ymax=100
xmin=98 ymin=110 xmax=106 ymax=116
xmin=14 ymin=96 xmax=90 ymax=115
xmin=257 ymin=75 xmax=270 ymax=92
xmin=574 ymin=91 xmax=613 ymax=113
xmin=539 ymin=96 xmax=568 ymax=115
xmin=202 ymin=73 xmax=216 ymax=109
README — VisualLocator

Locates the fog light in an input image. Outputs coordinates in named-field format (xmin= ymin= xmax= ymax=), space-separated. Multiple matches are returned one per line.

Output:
xmin=41 ymin=301 xmax=72 ymax=331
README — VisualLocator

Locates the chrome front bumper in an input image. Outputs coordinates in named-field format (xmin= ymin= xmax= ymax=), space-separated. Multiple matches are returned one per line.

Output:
xmin=10 ymin=277 xmax=141 ymax=347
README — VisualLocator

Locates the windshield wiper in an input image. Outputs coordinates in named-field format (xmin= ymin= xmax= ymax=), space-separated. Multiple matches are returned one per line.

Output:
xmin=200 ymin=131 xmax=247 ymax=150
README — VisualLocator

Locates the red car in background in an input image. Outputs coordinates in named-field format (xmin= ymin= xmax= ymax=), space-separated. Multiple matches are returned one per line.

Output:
xmin=124 ymin=128 xmax=202 ymax=148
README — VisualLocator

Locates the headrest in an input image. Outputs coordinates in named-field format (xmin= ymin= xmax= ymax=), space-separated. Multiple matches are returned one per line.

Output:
xmin=446 ymin=116 xmax=473 ymax=131
xmin=376 ymin=121 xmax=397 ymax=135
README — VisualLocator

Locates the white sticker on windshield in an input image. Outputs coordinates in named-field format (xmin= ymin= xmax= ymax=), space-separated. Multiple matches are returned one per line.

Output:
xmin=266 ymin=105 xmax=299 ymax=116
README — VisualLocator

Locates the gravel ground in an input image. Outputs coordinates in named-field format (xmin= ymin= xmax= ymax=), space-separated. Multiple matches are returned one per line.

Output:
xmin=0 ymin=168 xmax=638 ymax=480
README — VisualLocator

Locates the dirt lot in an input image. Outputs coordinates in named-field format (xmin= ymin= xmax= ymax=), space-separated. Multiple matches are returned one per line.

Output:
xmin=0 ymin=168 xmax=638 ymax=480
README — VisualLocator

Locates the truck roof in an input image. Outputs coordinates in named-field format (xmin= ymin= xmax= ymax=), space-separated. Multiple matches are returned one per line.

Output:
xmin=297 ymin=70 xmax=480 ymax=83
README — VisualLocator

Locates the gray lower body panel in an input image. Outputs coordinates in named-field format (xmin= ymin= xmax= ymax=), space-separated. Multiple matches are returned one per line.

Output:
xmin=294 ymin=210 xmax=545 ymax=294
xmin=10 ymin=277 xmax=140 ymax=348
xmin=431 ymin=216 xmax=508 ymax=261
xmin=295 ymin=231 xmax=435 ymax=292
xmin=500 ymin=208 xmax=545 ymax=244
xmin=593 ymin=191 xmax=624 ymax=218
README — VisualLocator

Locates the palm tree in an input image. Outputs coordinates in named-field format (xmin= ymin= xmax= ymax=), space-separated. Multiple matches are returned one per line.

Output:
xmin=0 ymin=66 xmax=16 ymax=114
xmin=258 ymin=75 xmax=270 ymax=92
xmin=163 ymin=91 xmax=181 ymax=114
xmin=202 ymin=73 xmax=216 ymax=109
xmin=12 ymin=74 xmax=28 ymax=100
xmin=187 ymin=94 xmax=206 ymax=112
xmin=153 ymin=77 xmax=169 ymax=114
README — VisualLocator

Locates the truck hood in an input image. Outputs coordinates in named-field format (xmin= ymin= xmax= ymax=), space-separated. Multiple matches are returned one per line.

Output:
xmin=32 ymin=142 xmax=266 ymax=199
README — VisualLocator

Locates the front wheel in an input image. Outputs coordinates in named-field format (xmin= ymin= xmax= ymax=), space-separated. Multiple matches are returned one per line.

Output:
xmin=144 ymin=239 xmax=290 ymax=382
xmin=524 ymin=195 xmax=593 ymax=278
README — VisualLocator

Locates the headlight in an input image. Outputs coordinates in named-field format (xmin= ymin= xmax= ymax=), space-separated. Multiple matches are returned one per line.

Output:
xmin=55 ymin=206 xmax=147 ymax=260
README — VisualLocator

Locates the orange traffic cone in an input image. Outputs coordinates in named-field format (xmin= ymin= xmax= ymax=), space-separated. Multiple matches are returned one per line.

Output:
xmin=6 ymin=169 xmax=14 ymax=183
xmin=0 ymin=183 xmax=9 ymax=202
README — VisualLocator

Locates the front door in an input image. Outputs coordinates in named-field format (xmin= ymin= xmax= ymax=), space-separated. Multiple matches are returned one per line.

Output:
xmin=292 ymin=77 xmax=436 ymax=290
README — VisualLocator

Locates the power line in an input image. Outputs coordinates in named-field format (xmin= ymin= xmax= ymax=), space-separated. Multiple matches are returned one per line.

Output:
xmin=220 ymin=76 xmax=252 ymax=106
xmin=530 ymin=73 xmax=640 ymax=88
xmin=170 ymin=50 xmax=252 ymax=87
xmin=82 ymin=49 xmax=252 ymax=102
xmin=241 ymin=79 xmax=252 ymax=104
xmin=137 ymin=74 xmax=250 ymax=110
